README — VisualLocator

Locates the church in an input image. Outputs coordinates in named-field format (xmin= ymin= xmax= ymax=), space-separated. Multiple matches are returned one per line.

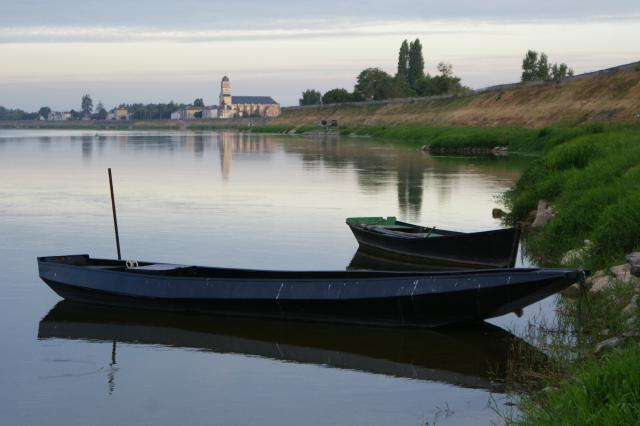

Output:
xmin=218 ymin=76 xmax=281 ymax=118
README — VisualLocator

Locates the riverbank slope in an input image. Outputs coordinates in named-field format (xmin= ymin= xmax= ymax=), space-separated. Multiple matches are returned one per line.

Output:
xmin=273 ymin=62 xmax=640 ymax=128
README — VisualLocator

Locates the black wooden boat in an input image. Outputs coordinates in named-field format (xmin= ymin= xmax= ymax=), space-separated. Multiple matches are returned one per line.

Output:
xmin=38 ymin=254 xmax=580 ymax=327
xmin=38 ymin=301 xmax=542 ymax=390
xmin=346 ymin=216 xmax=521 ymax=268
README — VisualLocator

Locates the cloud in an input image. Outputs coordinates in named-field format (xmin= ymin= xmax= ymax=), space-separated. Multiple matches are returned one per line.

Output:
xmin=3 ymin=0 xmax=639 ymax=29
xmin=0 ymin=22 xmax=495 ymax=44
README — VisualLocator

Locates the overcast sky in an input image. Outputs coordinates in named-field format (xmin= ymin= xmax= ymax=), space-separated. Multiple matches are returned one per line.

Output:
xmin=1 ymin=1 xmax=639 ymax=110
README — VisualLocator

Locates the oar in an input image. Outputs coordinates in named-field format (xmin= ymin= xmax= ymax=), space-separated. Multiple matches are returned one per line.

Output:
xmin=108 ymin=168 xmax=122 ymax=260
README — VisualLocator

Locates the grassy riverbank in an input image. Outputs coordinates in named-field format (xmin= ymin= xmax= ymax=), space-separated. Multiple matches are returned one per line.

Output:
xmin=496 ymin=125 xmax=640 ymax=424
xmin=504 ymin=127 xmax=640 ymax=269
xmin=250 ymin=122 xmax=635 ymax=154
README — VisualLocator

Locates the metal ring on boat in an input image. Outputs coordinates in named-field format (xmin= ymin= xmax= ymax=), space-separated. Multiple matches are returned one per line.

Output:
xmin=126 ymin=260 xmax=139 ymax=269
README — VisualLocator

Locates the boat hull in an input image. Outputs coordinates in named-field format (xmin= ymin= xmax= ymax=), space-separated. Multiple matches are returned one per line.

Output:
xmin=38 ymin=255 xmax=578 ymax=328
xmin=347 ymin=222 xmax=520 ymax=268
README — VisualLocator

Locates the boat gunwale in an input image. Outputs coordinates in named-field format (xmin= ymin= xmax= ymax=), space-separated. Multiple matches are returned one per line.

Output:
xmin=37 ymin=255 xmax=575 ymax=283
xmin=347 ymin=221 xmax=516 ymax=240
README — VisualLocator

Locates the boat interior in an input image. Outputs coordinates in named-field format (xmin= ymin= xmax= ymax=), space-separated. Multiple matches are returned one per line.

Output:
xmin=38 ymin=254 xmax=537 ymax=280
xmin=347 ymin=216 xmax=460 ymax=237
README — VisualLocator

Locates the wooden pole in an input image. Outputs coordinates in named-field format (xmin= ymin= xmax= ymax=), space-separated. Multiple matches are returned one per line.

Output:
xmin=108 ymin=168 xmax=122 ymax=260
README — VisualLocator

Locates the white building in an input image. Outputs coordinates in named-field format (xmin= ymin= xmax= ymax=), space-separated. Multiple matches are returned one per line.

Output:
xmin=106 ymin=107 xmax=130 ymax=120
xmin=48 ymin=111 xmax=72 ymax=121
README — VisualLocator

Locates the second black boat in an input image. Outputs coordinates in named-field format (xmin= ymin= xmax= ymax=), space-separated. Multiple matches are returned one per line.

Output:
xmin=346 ymin=216 xmax=521 ymax=268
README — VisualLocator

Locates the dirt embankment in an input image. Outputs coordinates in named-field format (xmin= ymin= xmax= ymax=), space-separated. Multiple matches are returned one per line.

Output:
xmin=273 ymin=62 xmax=640 ymax=128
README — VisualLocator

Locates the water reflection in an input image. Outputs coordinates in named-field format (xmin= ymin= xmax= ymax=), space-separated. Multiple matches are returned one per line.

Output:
xmin=218 ymin=131 xmax=274 ymax=179
xmin=348 ymin=248 xmax=466 ymax=271
xmin=1 ymin=130 xmax=525 ymax=229
xmin=38 ymin=301 xmax=533 ymax=392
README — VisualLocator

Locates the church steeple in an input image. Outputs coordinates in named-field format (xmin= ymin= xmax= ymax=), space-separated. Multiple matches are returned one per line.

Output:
xmin=220 ymin=76 xmax=232 ymax=107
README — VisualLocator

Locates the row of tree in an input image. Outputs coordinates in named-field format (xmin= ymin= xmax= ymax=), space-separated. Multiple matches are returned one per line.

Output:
xmin=299 ymin=38 xmax=470 ymax=105
xmin=521 ymin=50 xmax=574 ymax=82
xmin=0 ymin=94 xmax=211 ymax=121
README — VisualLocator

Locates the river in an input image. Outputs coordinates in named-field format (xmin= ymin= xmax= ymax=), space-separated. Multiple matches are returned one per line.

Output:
xmin=0 ymin=129 xmax=549 ymax=425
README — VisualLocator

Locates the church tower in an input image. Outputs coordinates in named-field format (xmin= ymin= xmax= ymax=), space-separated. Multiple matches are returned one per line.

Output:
xmin=219 ymin=76 xmax=232 ymax=107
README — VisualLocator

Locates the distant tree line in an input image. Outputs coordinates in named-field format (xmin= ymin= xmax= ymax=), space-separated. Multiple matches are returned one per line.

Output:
xmin=123 ymin=102 xmax=183 ymax=119
xmin=521 ymin=50 xmax=574 ymax=82
xmin=299 ymin=38 xmax=470 ymax=106
xmin=0 ymin=106 xmax=38 ymax=120
xmin=0 ymin=94 xmax=200 ymax=120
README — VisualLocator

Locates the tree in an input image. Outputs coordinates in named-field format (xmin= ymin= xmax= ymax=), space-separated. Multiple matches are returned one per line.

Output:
xmin=407 ymin=39 xmax=425 ymax=89
xmin=38 ymin=106 xmax=51 ymax=119
xmin=521 ymin=50 xmax=539 ymax=81
xmin=414 ymin=75 xmax=433 ymax=96
xmin=0 ymin=106 xmax=37 ymax=120
xmin=322 ymin=88 xmax=353 ymax=104
xmin=396 ymin=39 xmax=410 ymax=80
xmin=430 ymin=62 xmax=464 ymax=95
xmin=124 ymin=102 xmax=184 ymax=119
xmin=94 ymin=101 xmax=107 ymax=120
xmin=551 ymin=63 xmax=574 ymax=81
xmin=390 ymin=76 xmax=415 ymax=98
xmin=535 ymin=53 xmax=550 ymax=81
xmin=81 ymin=94 xmax=93 ymax=118
xmin=299 ymin=89 xmax=322 ymax=106
xmin=193 ymin=98 xmax=205 ymax=107
xmin=354 ymin=68 xmax=393 ymax=100
xmin=522 ymin=50 xmax=574 ymax=82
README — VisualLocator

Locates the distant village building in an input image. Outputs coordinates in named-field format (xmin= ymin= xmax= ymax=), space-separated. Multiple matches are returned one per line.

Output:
xmin=218 ymin=76 xmax=280 ymax=118
xmin=48 ymin=111 xmax=72 ymax=121
xmin=202 ymin=106 xmax=219 ymax=119
xmin=107 ymin=107 xmax=130 ymax=120
xmin=170 ymin=105 xmax=214 ymax=120
xmin=168 ymin=76 xmax=279 ymax=120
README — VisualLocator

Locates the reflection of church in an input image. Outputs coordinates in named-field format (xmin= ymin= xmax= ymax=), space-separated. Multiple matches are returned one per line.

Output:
xmin=218 ymin=76 xmax=281 ymax=119
xmin=218 ymin=132 xmax=274 ymax=179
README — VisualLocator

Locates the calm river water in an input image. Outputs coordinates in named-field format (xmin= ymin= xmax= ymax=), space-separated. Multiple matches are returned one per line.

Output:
xmin=0 ymin=129 xmax=549 ymax=425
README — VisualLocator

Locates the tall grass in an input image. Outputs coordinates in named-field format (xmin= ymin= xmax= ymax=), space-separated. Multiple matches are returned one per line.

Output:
xmin=516 ymin=345 xmax=640 ymax=426
xmin=505 ymin=129 xmax=640 ymax=269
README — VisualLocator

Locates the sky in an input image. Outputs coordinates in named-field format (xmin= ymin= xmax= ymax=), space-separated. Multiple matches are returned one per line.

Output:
xmin=1 ymin=1 xmax=639 ymax=110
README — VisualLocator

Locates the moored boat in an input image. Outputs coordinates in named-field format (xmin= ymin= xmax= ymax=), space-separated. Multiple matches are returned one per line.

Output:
xmin=346 ymin=216 xmax=521 ymax=268
xmin=38 ymin=254 xmax=580 ymax=327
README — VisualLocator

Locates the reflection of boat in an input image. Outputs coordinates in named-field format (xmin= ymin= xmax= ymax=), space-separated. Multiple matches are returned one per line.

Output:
xmin=37 ymin=301 xmax=535 ymax=391
xmin=38 ymin=254 xmax=579 ymax=327
xmin=346 ymin=217 xmax=520 ymax=268
xmin=348 ymin=248 xmax=463 ymax=271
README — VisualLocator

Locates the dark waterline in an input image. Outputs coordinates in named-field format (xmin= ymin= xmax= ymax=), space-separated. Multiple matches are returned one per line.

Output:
xmin=1 ymin=130 xmax=546 ymax=425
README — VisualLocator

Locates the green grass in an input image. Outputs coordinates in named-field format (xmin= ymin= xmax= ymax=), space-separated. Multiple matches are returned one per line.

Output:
xmin=247 ymin=124 xmax=328 ymax=134
xmin=504 ymin=128 xmax=640 ymax=269
xmin=515 ymin=345 xmax=640 ymax=426
xmin=335 ymin=123 xmax=628 ymax=153
xmin=497 ymin=124 xmax=640 ymax=425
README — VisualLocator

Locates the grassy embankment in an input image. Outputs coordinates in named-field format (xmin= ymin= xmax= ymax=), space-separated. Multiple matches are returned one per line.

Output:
xmin=270 ymin=63 xmax=640 ymax=128
xmin=497 ymin=126 xmax=640 ymax=425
